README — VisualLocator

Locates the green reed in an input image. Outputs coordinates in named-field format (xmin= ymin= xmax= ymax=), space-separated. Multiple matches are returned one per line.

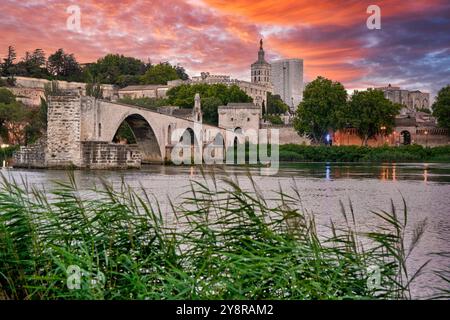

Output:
xmin=0 ymin=170 xmax=447 ymax=300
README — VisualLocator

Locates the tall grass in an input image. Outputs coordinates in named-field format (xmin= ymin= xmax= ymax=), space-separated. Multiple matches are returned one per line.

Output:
xmin=0 ymin=170 xmax=446 ymax=300
xmin=0 ymin=146 xmax=19 ymax=163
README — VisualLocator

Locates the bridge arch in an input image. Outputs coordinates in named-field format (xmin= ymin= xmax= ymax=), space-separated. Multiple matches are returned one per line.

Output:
xmin=112 ymin=113 xmax=162 ymax=163
xmin=179 ymin=127 xmax=200 ymax=146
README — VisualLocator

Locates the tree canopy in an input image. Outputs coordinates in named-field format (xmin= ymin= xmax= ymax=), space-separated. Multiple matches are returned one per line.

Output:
xmin=140 ymin=62 xmax=181 ymax=85
xmin=47 ymin=49 xmax=82 ymax=81
xmin=0 ymin=88 xmax=16 ymax=104
xmin=341 ymin=89 xmax=401 ymax=145
xmin=432 ymin=85 xmax=450 ymax=130
xmin=1 ymin=46 xmax=17 ymax=77
xmin=266 ymin=93 xmax=289 ymax=115
xmin=166 ymin=83 xmax=252 ymax=125
xmin=15 ymin=49 xmax=49 ymax=78
xmin=0 ymin=88 xmax=39 ymax=144
xmin=0 ymin=45 xmax=190 ymax=88
xmin=293 ymin=76 xmax=347 ymax=144
xmin=84 ymin=54 xmax=148 ymax=87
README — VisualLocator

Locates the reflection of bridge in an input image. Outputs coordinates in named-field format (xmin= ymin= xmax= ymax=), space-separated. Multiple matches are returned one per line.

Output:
xmin=43 ymin=92 xmax=229 ymax=168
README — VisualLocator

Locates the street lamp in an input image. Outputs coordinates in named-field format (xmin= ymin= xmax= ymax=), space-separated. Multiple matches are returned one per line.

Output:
xmin=380 ymin=126 xmax=387 ymax=145
xmin=1 ymin=144 xmax=10 ymax=169
xmin=424 ymin=130 xmax=428 ymax=147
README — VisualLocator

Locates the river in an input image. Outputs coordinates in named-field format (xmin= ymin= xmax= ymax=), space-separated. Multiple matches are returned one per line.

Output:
xmin=2 ymin=162 xmax=450 ymax=299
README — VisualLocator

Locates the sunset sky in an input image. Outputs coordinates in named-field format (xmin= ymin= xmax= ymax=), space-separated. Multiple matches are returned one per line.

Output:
xmin=1 ymin=0 xmax=449 ymax=98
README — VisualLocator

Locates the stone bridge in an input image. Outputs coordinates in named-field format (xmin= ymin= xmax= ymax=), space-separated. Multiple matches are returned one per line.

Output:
xmin=37 ymin=91 xmax=231 ymax=169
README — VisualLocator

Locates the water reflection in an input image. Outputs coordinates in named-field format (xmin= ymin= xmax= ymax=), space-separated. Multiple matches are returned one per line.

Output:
xmin=278 ymin=162 xmax=450 ymax=183
xmin=379 ymin=164 xmax=397 ymax=182
xmin=325 ymin=164 xmax=331 ymax=181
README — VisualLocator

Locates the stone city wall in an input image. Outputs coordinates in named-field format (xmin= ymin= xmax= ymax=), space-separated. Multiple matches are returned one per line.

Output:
xmin=334 ymin=128 xmax=449 ymax=147
xmin=2 ymin=76 xmax=118 ymax=101
xmin=261 ymin=124 xmax=311 ymax=145
xmin=7 ymin=87 xmax=45 ymax=107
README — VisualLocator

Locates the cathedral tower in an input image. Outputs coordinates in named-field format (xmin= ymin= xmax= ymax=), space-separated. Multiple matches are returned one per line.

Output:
xmin=251 ymin=39 xmax=271 ymax=87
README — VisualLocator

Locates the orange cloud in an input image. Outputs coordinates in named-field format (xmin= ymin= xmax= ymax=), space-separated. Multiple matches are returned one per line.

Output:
xmin=0 ymin=0 xmax=448 ymax=96
xmin=204 ymin=0 xmax=447 ymax=26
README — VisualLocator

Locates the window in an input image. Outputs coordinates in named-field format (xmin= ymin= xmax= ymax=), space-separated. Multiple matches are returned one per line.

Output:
xmin=98 ymin=123 xmax=102 ymax=137
xmin=167 ymin=125 xmax=172 ymax=144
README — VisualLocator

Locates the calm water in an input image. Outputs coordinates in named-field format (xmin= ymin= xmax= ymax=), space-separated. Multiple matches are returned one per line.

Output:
xmin=2 ymin=162 xmax=450 ymax=299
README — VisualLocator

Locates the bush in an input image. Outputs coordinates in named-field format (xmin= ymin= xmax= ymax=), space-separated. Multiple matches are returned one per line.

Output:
xmin=118 ymin=96 xmax=169 ymax=110
xmin=279 ymin=150 xmax=305 ymax=161
xmin=264 ymin=114 xmax=283 ymax=125
xmin=278 ymin=144 xmax=450 ymax=163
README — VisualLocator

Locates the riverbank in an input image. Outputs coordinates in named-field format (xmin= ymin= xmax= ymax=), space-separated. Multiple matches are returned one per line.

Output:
xmin=279 ymin=144 xmax=450 ymax=163
xmin=0 ymin=171 xmax=448 ymax=300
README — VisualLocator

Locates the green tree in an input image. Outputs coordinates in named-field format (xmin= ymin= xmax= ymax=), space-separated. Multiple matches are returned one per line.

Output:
xmin=16 ymin=49 xmax=49 ymax=78
xmin=0 ymin=88 xmax=15 ymax=104
xmin=343 ymin=89 xmax=401 ymax=146
xmin=118 ymin=96 xmax=169 ymax=110
xmin=175 ymin=65 xmax=189 ymax=81
xmin=85 ymin=54 xmax=147 ymax=86
xmin=201 ymin=96 xmax=223 ymax=125
xmin=264 ymin=114 xmax=283 ymax=125
xmin=47 ymin=49 xmax=82 ymax=80
xmin=166 ymin=83 xmax=252 ymax=125
xmin=1 ymin=46 xmax=17 ymax=76
xmin=432 ymin=85 xmax=450 ymax=130
xmin=141 ymin=62 xmax=180 ymax=85
xmin=267 ymin=93 xmax=289 ymax=115
xmin=0 ymin=89 xmax=33 ymax=144
xmin=293 ymin=76 xmax=347 ymax=144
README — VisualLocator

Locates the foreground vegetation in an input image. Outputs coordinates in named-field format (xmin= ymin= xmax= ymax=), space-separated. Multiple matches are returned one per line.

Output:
xmin=0 ymin=146 xmax=18 ymax=163
xmin=0 ymin=171 xmax=448 ymax=300
xmin=279 ymin=144 xmax=450 ymax=163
